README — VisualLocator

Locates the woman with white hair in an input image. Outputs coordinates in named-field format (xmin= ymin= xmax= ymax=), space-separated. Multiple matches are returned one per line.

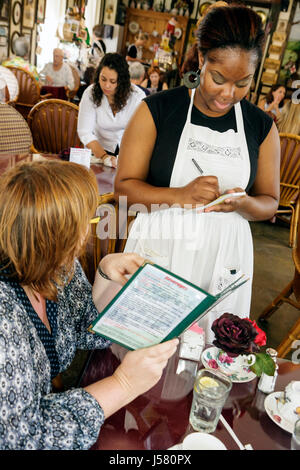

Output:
xmin=2 ymin=36 xmax=39 ymax=82
xmin=40 ymin=48 xmax=75 ymax=90
xmin=128 ymin=61 xmax=150 ymax=96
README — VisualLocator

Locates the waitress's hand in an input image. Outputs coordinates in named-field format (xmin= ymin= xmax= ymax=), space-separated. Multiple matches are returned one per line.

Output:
xmin=204 ymin=187 xmax=247 ymax=213
xmin=178 ymin=176 xmax=220 ymax=207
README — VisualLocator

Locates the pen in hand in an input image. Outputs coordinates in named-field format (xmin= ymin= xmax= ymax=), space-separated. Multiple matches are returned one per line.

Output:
xmin=192 ymin=158 xmax=204 ymax=175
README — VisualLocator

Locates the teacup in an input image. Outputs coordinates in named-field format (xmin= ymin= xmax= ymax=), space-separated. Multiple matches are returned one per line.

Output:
xmin=216 ymin=349 xmax=256 ymax=375
xmin=182 ymin=432 xmax=227 ymax=450
xmin=285 ymin=381 xmax=300 ymax=402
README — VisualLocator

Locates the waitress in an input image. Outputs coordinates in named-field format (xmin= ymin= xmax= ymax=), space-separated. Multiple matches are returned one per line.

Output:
xmin=114 ymin=5 xmax=280 ymax=342
xmin=77 ymin=53 xmax=145 ymax=168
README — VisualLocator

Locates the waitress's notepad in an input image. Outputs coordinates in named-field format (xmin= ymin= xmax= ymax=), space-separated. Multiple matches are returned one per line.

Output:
xmin=89 ymin=262 xmax=248 ymax=350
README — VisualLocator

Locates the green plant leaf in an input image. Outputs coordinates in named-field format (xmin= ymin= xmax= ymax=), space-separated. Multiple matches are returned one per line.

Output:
xmin=250 ymin=353 xmax=276 ymax=377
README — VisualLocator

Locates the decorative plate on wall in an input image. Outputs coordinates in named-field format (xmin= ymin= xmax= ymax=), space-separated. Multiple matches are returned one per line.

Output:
xmin=12 ymin=1 xmax=22 ymax=26
xmin=174 ymin=27 xmax=182 ymax=39
xmin=129 ymin=21 xmax=139 ymax=34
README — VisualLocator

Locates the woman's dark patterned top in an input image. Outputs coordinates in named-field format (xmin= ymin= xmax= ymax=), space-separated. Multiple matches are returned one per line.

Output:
xmin=0 ymin=260 xmax=111 ymax=450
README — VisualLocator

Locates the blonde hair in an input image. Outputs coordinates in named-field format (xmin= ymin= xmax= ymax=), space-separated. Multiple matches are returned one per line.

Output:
xmin=277 ymin=102 xmax=300 ymax=135
xmin=0 ymin=160 xmax=98 ymax=300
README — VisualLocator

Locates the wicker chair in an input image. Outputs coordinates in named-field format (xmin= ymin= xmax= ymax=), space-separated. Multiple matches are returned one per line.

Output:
xmin=88 ymin=192 xmax=137 ymax=276
xmin=258 ymin=217 xmax=300 ymax=358
xmin=0 ymin=103 xmax=33 ymax=155
xmin=3 ymin=66 xmax=51 ymax=119
xmin=275 ymin=133 xmax=300 ymax=248
xmin=27 ymin=98 xmax=82 ymax=154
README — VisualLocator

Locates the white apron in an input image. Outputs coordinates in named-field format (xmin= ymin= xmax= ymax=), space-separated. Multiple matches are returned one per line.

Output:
xmin=125 ymin=89 xmax=253 ymax=343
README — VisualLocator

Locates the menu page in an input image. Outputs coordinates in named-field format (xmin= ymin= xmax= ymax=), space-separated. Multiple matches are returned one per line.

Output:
xmin=92 ymin=263 xmax=207 ymax=349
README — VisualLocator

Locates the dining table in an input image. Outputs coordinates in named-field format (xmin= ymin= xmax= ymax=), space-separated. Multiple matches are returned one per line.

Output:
xmin=79 ymin=344 xmax=299 ymax=452
xmin=0 ymin=152 xmax=116 ymax=195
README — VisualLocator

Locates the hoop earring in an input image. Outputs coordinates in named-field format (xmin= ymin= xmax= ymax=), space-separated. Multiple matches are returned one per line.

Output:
xmin=183 ymin=69 xmax=200 ymax=89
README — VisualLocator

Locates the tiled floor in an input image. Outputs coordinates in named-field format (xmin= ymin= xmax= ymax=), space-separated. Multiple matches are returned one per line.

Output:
xmin=250 ymin=220 xmax=298 ymax=360
xmin=61 ymin=219 xmax=299 ymax=388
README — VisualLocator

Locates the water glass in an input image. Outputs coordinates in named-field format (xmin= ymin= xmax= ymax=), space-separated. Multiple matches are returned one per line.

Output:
xmin=291 ymin=419 xmax=300 ymax=450
xmin=189 ymin=368 xmax=232 ymax=433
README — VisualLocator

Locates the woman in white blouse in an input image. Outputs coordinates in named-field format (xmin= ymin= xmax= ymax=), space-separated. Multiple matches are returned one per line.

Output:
xmin=77 ymin=53 xmax=145 ymax=168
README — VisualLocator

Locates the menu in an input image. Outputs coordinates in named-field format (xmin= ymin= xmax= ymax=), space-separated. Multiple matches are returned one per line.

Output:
xmin=89 ymin=262 xmax=248 ymax=350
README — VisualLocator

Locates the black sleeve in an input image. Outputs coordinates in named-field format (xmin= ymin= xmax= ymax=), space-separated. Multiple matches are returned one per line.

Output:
xmin=100 ymin=39 xmax=106 ymax=54
xmin=143 ymin=87 xmax=189 ymax=187
xmin=127 ymin=45 xmax=137 ymax=59
xmin=241 ymin=99 xmax=274 ymax=192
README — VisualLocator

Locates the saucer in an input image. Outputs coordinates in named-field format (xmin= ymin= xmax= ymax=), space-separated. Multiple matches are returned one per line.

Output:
xmin=264 ymin=392 xmax=300 ymax=434
xmin=167 ymin=444 xmax=183 ymax=450
xmin=201 ymin=347 xmax=257 ymax=383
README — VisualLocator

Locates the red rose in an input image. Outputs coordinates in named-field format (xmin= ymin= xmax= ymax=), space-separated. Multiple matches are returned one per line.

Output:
xmin=246 ymin=319 xmax=267 ymax=347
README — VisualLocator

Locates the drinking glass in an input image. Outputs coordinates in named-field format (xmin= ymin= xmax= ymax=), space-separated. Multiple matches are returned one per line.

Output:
xmin=189 ymin=368 xmax=232 ymax=433
xmin=291 ymin=419 xmax=300 ymax=450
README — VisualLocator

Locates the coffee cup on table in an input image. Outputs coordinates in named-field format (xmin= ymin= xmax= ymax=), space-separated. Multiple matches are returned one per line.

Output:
xmin=182 ymin=432 xmax=227 ymax=450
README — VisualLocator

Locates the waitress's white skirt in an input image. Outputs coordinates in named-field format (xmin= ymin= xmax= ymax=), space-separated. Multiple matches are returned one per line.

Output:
xmin=124 ymin=208 xmax=253 ymax=343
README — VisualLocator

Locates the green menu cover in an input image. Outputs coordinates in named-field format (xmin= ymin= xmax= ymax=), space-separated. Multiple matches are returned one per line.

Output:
xmin=89 ymin=262 xmax=248 ymax=350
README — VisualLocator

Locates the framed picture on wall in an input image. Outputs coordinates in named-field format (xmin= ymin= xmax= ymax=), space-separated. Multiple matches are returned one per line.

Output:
xmin=22 ymin=0 xmax=37 ymax=29
xmin=37 ymin=0 xmax=47 ymax=23
xmin=103 ymin=0 xmax=118 ymax=26
xmin=0 ymin=0 xmax=10 ymax=21
xmin=12 ymin=1 xmax=22 ymax=26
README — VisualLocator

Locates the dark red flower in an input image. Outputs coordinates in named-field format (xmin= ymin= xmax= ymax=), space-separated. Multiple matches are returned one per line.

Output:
xmin=211 ymin=313 xmax=260 ymax=357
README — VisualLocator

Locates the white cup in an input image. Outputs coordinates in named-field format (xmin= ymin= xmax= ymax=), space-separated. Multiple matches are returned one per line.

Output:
xmin=285 ymin=381 xmax=300 ymax=402
xmin=182 ymin=432 xmax=227 ymax=450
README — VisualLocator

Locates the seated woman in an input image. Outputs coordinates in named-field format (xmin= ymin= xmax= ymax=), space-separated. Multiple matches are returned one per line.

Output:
xmin=2 ymin=36 xmax=39 ymax=82
xmin=0 ymin=159 xmax=178 ymax=450
xmin=141 ymin=66 xmax=168 ymax=94
xmin=40 ymin=48 xmax=75 ymax=90
xmin=77 ymin=53 xmax=145 ymax=168
xmin=258 ymin=84 xmax=286 ymax=122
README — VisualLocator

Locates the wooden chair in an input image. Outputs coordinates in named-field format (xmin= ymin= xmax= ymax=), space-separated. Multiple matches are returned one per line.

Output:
xmin=27 ymin=99 xmax=82 ymax=154
xmin=3 ymin=66 xmax=52 ymax=119
xmin=258 ymin=217 xmax=300 ymax=358
xmin=0 ymin=103 xmax=33 ymax=155
xmin=275 ymin=133 xmax=300 ymax=248
xmin=67 ymin=64 xmax=81 ymax=102
xmin=90 ymin=192 xmax=137 ymax=274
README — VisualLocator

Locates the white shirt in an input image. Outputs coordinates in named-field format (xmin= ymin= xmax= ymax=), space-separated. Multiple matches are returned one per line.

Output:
xmin=41 ymin=62 xmax=75 ymax=90
xmin=0 ymin=66 xmax=19 ymax=101
xmin=77 ymin=84 xmax=145 ymax=154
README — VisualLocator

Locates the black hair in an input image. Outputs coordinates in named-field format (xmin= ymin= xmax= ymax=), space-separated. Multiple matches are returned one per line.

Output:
xmin=91 ymin=53 xmax=132 ymax=113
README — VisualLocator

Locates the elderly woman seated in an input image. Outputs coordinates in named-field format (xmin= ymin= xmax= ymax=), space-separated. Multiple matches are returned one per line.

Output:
xmin=40 ymin=48 xmax=75 ymax=90
xmin=2 ymin=36 xmax=39 ymax=82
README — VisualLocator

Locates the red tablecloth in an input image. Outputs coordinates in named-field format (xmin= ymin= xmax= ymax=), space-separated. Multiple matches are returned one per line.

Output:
xmin=40 ymin=86 xmax=67 ymax=100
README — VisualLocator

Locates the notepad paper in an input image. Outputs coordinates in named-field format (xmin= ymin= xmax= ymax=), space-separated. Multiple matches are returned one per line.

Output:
xmin=199 ymin=191 xmax=246 ymax=210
